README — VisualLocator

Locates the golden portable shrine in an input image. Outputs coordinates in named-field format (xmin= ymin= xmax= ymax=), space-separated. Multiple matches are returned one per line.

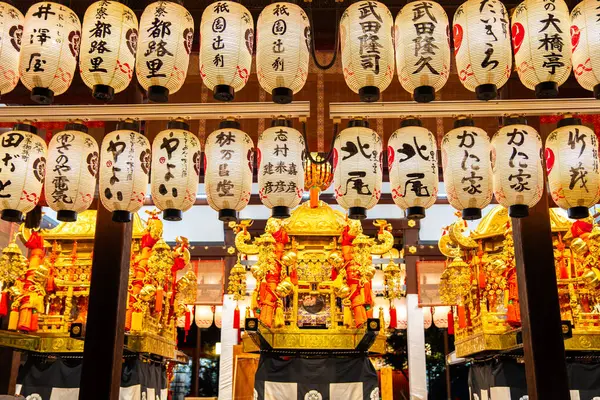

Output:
xmin=0 ymin=210 xmax=196 ymax=359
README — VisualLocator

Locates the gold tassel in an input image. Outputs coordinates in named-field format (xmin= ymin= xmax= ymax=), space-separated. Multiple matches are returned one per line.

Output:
xmin=8 ymin=310 xmax=18 ymax=330
xmin=274 ymin=305 xmax=284 ymax=328
xmin=343 ymin=301 xmax=353 ymax=328
xmin=131 ymin=312 xmax=143 ymax=332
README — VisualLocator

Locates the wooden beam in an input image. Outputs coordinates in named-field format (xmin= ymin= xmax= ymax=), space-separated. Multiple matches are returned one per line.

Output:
xmin=0 ymin=347 xmax=20 ymax=395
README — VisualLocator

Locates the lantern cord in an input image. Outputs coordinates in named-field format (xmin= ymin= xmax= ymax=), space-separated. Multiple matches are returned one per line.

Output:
xmin=308 ymin=5 xmax=340 ymax=70
xmin=302 ymin=120 xmax=338 ymax=165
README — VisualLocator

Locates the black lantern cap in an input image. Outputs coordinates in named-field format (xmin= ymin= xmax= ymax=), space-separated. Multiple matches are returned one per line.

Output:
xmin=503 ymin=116 xmax=527 ymax=126
xmin=568 ymin=206 xmax=589 ymax=220
xmin=219 ymin=209 xmax=238 ymax=222
xmin=453 ymin=117 xmax=475 ymax=128
xmin=272 ymin=88 xmax=293 ymax=104
xmin=348 ymin=119 xmax=369 ymax=128
xmin=462 ymin=207 xmax=482 ymax=221
xmin=112 ymin=210 xmax=132 ymax=223
xmin=1 ymin=209 xmax=22 ymax=223
xmin=535 ymin=81 xmax=559 ymax=99
xmin=272 ymin=206 xmax=290 ymax=219
xmin=406 ymin=206 xmax=426 ymax=220
xmin=214 ymin=84 xmax=235 ymax=102
xmin=219 ymin=119 xmax=241 ymax=129
xmin=148 ymin=85 xmax=169 ymax=103
xmin=65 ymin=121 xmax=89 ymax=133
xmin=508 ymin=204 xmax=529 ymax=218
xmin=93 ymin=84 xmax=115 ymax=102
xmin=594 ymin=84 xmax=600 ymax=100
xmin=117 ymin=119 xmax=140 ymax=132
xmin=359 ymin=86 xmax=380 ymax=102
xmin=401 ymin=118 xmax=422 ymax=127
xmin=414 ymin=86 xmax=435 ymax=103
xmin=271 ymin=118 xmax=292 ymax=128
xmin=348 ymin=207 xmax=367 ymax=220
xmin=57 ymin=210 xmax=78 ymax=222
xmin=163 ymin=208 xmax=183 ymax=221
xmin=475 ymin=84 xmax=498 ymax=101
xmin=31 ymin=87 xmax=54 ymax=105
xmin=168 ymin=119 xmax=190 ymax=131
xmin=557 ymin=116 xmax=582 ymax=128
xmin=13 ymin=122 xmax=37 ymax=134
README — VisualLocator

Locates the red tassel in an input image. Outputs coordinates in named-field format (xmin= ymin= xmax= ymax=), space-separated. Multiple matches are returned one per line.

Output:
xmin=31 ymin=312 xmax=39 ymax=332
xmin=458 ymin=305 xmax=467 ymax=328
xmin=233 ymin=306 xmax=240 ymax=329
xmin=184 ymin=309 xmax=191 ymax=340
xmin=389 ymin=307 xmax=397 ymax=329
xmin=447 ymin=308 xmax=454 ymax=335
xmin=0 ymin=292 xmax=8 ymax=317
xmin=478 ymin=269 xmax=486 ymax=289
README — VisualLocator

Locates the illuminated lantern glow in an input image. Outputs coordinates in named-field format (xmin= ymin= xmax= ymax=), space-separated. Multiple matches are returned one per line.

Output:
xmin=45 ymin=122 xmax=99 ymax=222
xmin=0 ymin=123 xmax=47 ymax=222
xmin=136 ymin=1 xmax=194 ymax=103
xmin=257 ymin=119 xmax=305 ymax=218
xmin=99 ymin=120 xmax=151 ymax=223
xmin=511 ymin=0 xmax=572 ymax=98
xmin=423 ymin=306 xmax=432 ymax=329
xmin=333 ymin=119 xmax=383 ymax=220
xmin=491 ymin=117 xmax=544 ymax=218
xmin=388 ymin=118 xmax=438 ymax=219
xmin=214 ymin=305 xmax=223 ymax=328
xmin=80 ymin=0 xmax=139 ymax=102
xmin=199 ymin=1 xmax=254 ymax=101
xmin=394 ymin=1 xmax=450 ymax=103
xmin=397 ymin=297 xmax=407 ymax=330
xmin=256 ymin=2 xmax=310 ymax=104
xmin=340 ymin=0 xmax=395 ymax=102
xmin=205 ymin=120 xmax=254 ymax=221
xmin=194 ymin=305 xmax=214 ymax=328
xmin=570 ymin=0 xmax=600 ymax=99
xmin=151 ymin=119 xmax=201 ymax=221
xmin=452 ymin=0 xmax=512 ymax=100
xmin=0 ymin=2 xmax=23 ymax=96
xmin=441 ymin=118 xmax=493 ymax=220
xmin=545 ymin=117 xmax=600 ymax=219
xmin=20 ymin=2 xmax=81 ymax=105
xmin=433 ymin=306 xmax=451 ymax=329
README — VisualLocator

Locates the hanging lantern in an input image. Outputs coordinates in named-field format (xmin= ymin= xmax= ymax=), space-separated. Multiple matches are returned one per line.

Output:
xmin=394 ymin=1 xmax=450 ymax=103
xmin=80 ymin=1 xmax=139 ymax=102
xmin=423 ymin=306 xmax=432 ymax=329
xmin=257 ymin=119 xmax=305 ymax=218
xmin=340 ymin=0 xmax=394 ymax=102
xmin=256 ymin=2 xmax=310 ymax=104
xmin=397 ymin=297 xmax=407 ymax=330
xmin=570 ymin=0 xmax=600 ymax=99
xmin=491 ymin=117 xmax=544 ymax=218
xmin=545 ymin=116 xmax=600 ymax=219
xmin=199 ymin=1 xmax=253 ymax=101
xmin=99 ymin=120 xmax=151 ymax=223
xmin=214 ymin=305 xmax=223 ymax=328
xmin=433 ymin=306 xmax=450 ymax=329
xmin=194 ymin=305 xmax=214 ymax=328
xmin=136 ymin=1 xmax=194 ymax=103
xmin=205 ymin=120 xmax=254 ymax=222
xmin=388 ymin=118 xmax=438 ymax=219
xmin=452 ymin=0 xmax=512 ymax=100
xmin=45 ymin=121 xmax=99 ymax=222
xmin=0 ymin=2 xmax=23 ymax=97
xmin=511 ymin=0 xmax=572 ymax=98
xmin=441 ymin=117 xmax=493 ymax=220
xmin=333 ymin=119 xmax=382 ymax=220
xmin=0 ymin=122 xmax=47 ymax=222
xmin=20 ymin=2 xmax=81 ymax=104
xmin=151 ymin=119 xmax=200 ymax=221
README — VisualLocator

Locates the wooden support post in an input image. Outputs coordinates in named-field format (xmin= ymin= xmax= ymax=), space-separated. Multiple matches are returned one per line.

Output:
xmin=190 ymin=325 xmax=201 ymax=397
xmin=0 ymin=347 xmax=20 ymax=395
xmin=79 ymin=202 xmax=133 ymax=400
xmin=511 ymin=118 xmax=569 ymax=400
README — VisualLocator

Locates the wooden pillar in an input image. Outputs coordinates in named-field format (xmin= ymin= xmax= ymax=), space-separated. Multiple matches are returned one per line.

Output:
xmin=190 ymin=325 xmax=201 ymax=397
xmin=0 ymin=347 xmax=20 ymax=395
xmin=511 ymin=117 xmax=569 ymax=400
xmin=79 ymin=202 xmax=133 ymax=400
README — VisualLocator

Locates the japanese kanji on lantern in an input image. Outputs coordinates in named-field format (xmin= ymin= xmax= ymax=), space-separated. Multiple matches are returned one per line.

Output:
xmin=452 ymin=0 xmax=512 ymax=100
xmin=441 ymin=117 xmax=493 ymax=220
xmin=491 ymin=117 xmax=543 ymax=218
xmin=256 ymin=2 xmax=310 ymax=104
xmin=511 ymin=0 xmax=572 ymax=98
xmin=99 ymin=119 xmax=151 ymax=223
xmin=151 ymin=119 xmax=201 ymax=222
xmin=80 ymin=0 xmax=139 ymax=102
xmin=333 ymin=119 xmax=382 ymax=220
xmin=545 ymin=116 xmax=600 ymax=219
xmin=205 ymin=119 xmax=254 ymax=222
xmin=0 ymin=122 xmax=47 ymax=223
xmin=20 ymin=2 xmax=81 ymax=105
xmin=136 ymin=1 xmax=194 ymax=103
xmin=388 ymin=118 xmax=438 ymax=219
xmin=0 ymin=2 xmax=23 ymax=97
xmin=199 ymin=1 xmax=253 ymax=102
xmin=340 ymin=0 xmax=395 ymax=102
xmin=394 ymin=1 xmax=450 ymax=103
xmin=45 ymin=121 xmax=99 ymax=222
xmin=257 ymin=119 xmax=305 ymax=218
xmin=570 ymin=0 xmax=600 ymax=99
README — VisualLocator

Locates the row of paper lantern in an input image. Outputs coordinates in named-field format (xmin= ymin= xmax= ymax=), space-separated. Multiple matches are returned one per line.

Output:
xmin=0 ymin=114 xmax=596 ymax=224
xmin=3 ymin=0 xmax=600 ymax=105
xmin=376 ymin=297 xmax=451 ymax=330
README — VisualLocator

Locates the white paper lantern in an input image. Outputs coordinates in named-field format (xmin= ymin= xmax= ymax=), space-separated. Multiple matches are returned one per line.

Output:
xmin=398 ymin=297 xmax=407 ymax=330
xmin=423 ymin=306 xmax=432 ymax=329
xmin=99 ymin=120 xmax=151 ymax=222
xmin=80 ymin=1 xmax=139 ymax=102
xmin=491 ymin=118 xmax=544 ymax=218
xmin=333 ymin=120 xmax=383 ymax=220
xmin=452 ymin=0 xmax=512 ymax=100
xmin=340 ymin=0 xmax=394 ymax=102
xmin=511 ymin=0 xmax=572 ymax=98
xmin=433 ymin=306 xmax=450 ymax=329
xmin=20 ymin=2 xmax=81 ymax=104
xmin=257 ymin=120 xmax=305 ymax=218
xmin=151 ymin=120 xmax=200 ymax=221
xmin=388 ymin=118 xmax=438 ymax=219
xmin=441 ymin=118 xmax=493 ymax=220
xmin=136 ymin=1 xmax=194 ymax=102
xmin=214 ymin=305 xmax=223 ymax=328
xmin=0 ymin=2 xmax=23 ymax=96
xmin=205 ymin=120 xmax=254 ymax=221
xmin=570 ymin=0 xmax=600 ymax=98
xmin=194 ymin=305 xmax=214 ymax=328
xmin=394 ymin=1 xmax=450 ymax=102
xmin=45 ymin=122 xmax=99 ymax=222
xmin=0 ymin=123 xmax=47 ymax=222
xmin=256 ymin=2 xmax=310 ymax=104
xmin=199 ymin=1 xmax=253 ymax=101
xmin=545 ymin=117 xmax=600 ymax=219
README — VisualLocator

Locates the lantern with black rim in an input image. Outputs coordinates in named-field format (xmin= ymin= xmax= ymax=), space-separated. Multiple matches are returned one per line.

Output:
xmin=0 ymin=2 xmax=23 ymax=97
xmin=570 ymin=0 xmax=600 ymax=99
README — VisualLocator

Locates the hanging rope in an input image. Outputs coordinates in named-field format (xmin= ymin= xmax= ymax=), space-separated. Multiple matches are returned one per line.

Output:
xmin=302 ymin=120 xmax=338 ymax=165
xmin=308 ymin=5 xmax=341 ymax=70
